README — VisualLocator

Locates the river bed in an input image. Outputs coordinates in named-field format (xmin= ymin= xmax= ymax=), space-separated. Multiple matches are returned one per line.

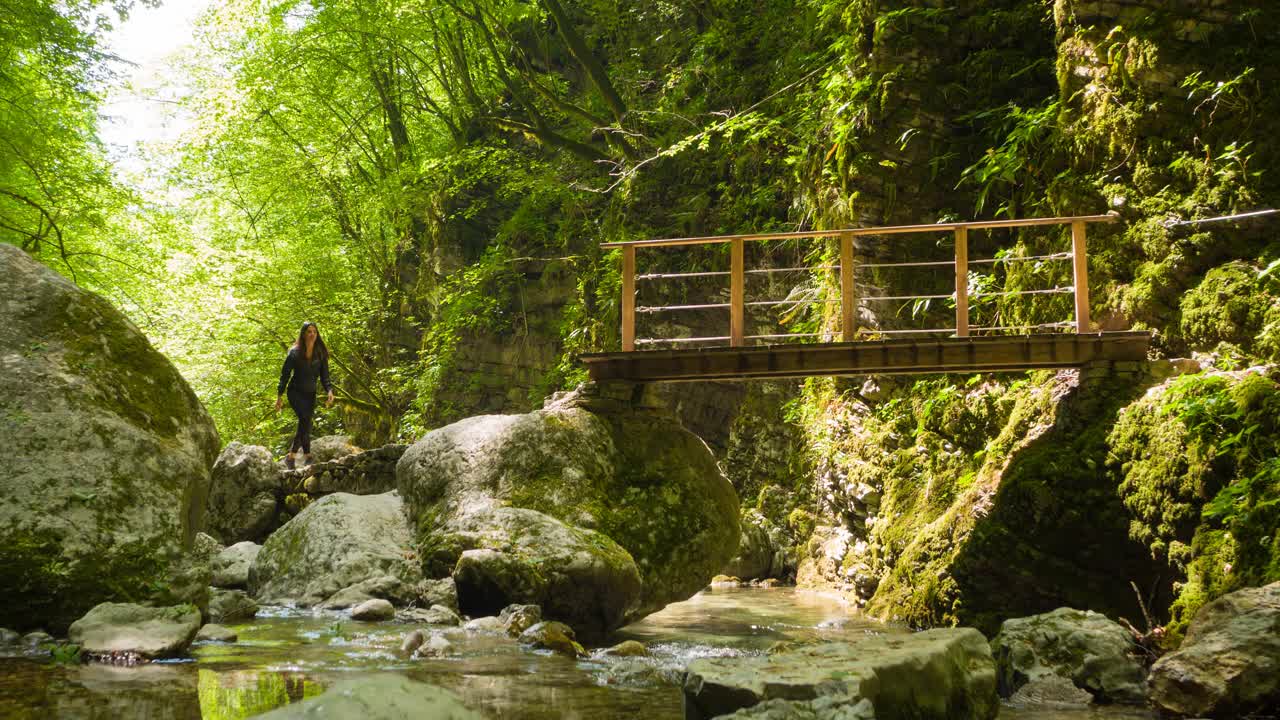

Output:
xmin=0 ymin=587 xmax=1156 ymax=719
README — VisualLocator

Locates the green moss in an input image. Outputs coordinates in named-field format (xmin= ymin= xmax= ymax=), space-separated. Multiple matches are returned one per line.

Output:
xmin=1180 ymin=261 xmax=1278 ymax=359
xmin=0 ymin=526 xmax=177 ymax=633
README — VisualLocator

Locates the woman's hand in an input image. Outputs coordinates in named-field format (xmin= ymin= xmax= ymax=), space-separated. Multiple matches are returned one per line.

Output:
xmin=275 ymin=395 xmax=283 ymax=412
xmin=326 ymin=390 xmax=335 ymax=408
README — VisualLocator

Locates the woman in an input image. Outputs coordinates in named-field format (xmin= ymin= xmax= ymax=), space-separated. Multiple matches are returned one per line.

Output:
xmin=275 ymin=321 xmax=335 ymax=469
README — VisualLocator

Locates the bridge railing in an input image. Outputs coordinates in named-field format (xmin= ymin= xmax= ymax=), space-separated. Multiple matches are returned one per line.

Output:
xmin=600 ymin=214 xmax=1119 ymax=351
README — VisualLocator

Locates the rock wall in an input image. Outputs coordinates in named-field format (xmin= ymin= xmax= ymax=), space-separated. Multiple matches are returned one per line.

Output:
xmin=208 ymin=442 xmax=407 ymax=544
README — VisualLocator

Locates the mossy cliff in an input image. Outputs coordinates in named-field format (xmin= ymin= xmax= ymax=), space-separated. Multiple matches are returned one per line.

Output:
xmin=0 ymin=244 xmax=221 ymax=632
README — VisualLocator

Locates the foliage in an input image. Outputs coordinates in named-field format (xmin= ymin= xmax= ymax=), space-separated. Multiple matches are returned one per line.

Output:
xmin=1109 ymin=370 xmax=1280 ymax=643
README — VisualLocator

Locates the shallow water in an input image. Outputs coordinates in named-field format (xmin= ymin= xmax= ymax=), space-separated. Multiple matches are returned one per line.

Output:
xmin=0 ymin=588 xmax=1155 ymax=719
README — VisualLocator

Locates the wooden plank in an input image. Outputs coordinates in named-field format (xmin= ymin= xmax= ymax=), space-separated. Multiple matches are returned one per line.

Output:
xmin=954 ymin=227 xmax=969 ymax=338
xmin=730 ymin=237 xmax=745 ymax=347
xmin=840 ymin=231 xmax=856 ymax=341
xmin=580 ymin=332 xmax=1151 ymax=382
xmin=622 ymin=245 xmax=636 ymax=351
xmin=1072 ymin=220 xmax=1091 ymax=333
xmin=598 ymin=214 xmax=1119 ymax=248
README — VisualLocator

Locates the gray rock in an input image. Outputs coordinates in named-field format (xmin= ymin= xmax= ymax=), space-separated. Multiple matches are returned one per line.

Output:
xmin=208 ymin=589 xmax=258 ymax=623
xmin=195 ymin=624 xmax=237 ymax=642
xmin=248 ymin=492 xmax=422 ymax=606
xmin=68 ymin=603 xmax=201 ymax=660
xmin=498 ymin=604 xmax=542 ymax=637
xmin=211 ymin=541 xmax=262 ymax=589
xmin=417 ymin=633 xmax=454 ymax=657
xmin=991 ymin=607 xmax=1146 ymax=703
xmin=463 ymin=616 xmax=506 ymax=635
xmin=22 ymin=630 xmax=53 ymax=648
xmin=0 ymin=628 xmax=19 ymax=645
xmin=448 ymin=508 xmax=642 ymax=635
xmin=0 ymin=245 xmax=220 ymax=633
xmin=601 ymin=640 xmax=648 ymax=657
xmin=1007 ymin=675 xmax=1093 ymax=708
xmin=319 ymin=575 xmax=419 ymax=610
xmin=398 ymin=605 xmax=461 ymax=626
xmin=396 ymin=402 xmax=740 ymax=636
xmin=350 ymin=599 xmax=395 ymax=621
xmin=419 ymin=577 xmax=459 ymax=613
xmin=309 ymin=435 xmax=362 ymax=463
xmin=721 ymin=696 xmax=877 ymax=719
xmin=207 ymin=443 xmax=280 ymax=544
xmin=400 ymin=629 xmax=426 ymax=655
xmin=1148 ymin=581 xmax=1280 ymax=717
xmin=518 ymin=621 xmax=584 ymax=658
xmin=248 ymin=674 xmax=484 ymax=719
xmin=684 ymin=628 xmax=997 ymax=720
xmin=193 ymin=533 xmax=225 ymax=563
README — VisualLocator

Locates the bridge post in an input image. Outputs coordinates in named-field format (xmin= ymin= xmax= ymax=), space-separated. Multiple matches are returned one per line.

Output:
xmin=1072 ymin=220 xmax=1091 ymax=333
xmin=954 ymin=227 xmax=969 ymax=337
xmin=730 ymin=237 xmax=745 ymax=346
xmin=622 ymin=245 xmax=636 ymax=351
xmin=840 ymin=231 xmax=856 ymax=342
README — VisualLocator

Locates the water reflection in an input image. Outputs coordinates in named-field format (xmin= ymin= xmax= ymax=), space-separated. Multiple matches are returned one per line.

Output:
xmin=0 ymin=588 xmax=1155 ymax=719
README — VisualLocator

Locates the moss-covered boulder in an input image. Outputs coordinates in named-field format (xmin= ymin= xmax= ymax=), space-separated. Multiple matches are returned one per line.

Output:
xmin=68 ymin=602 xmax=202 ymax=661
xmin=207 ymin=442 xmax=281 ymax=544
xmin=722 ymin=509 xmax=793 ymax=581
xmin=0 ymin=244 xmax=221 ymax=632
xmin=396 ymin=393 xmax=740 ymax=634
xmin=991 ymin=607 xmax=1146 ymax=704
xmin=250 ymin=674 xmax=485 ymax=719
xmin=247 ymin=492 xmax=424 ymax=606
xmin=1148 ymin=581 xmax=1280 ymax=717
xmin=1180 ymin=261 xmax=1280 ymax=361
xmin=683 ymin=628 xmax=998 ymax=720
xmin=861 ymin=371 xmax=1164 ymax=634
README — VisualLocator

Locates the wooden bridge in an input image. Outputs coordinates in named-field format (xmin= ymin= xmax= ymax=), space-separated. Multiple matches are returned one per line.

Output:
xmin=580 ymin=214 xmax=1151 ymax=382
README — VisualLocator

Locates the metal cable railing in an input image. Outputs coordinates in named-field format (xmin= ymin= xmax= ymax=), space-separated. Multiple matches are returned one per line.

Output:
xmin=607 ymin=214 xmax=1117 ymax=351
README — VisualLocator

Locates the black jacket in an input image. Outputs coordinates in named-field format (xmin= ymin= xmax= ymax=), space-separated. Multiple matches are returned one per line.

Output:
xmin=277 ymin=346 xmax=332 ymax=395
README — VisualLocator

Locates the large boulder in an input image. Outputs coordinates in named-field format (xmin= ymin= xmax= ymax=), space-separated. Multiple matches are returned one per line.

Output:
xmin=247 ymin=492 xmax=423 ymax=606
xmin=250 ymin=674 xmax=484 ymax=719
xmin=397 ymin=396 xmax=740 ymax=635
xmin=449 ymin=507 xmax=641 ymax=631
xmin=207 ymin=443 xmax=280 ymax=543
xmin=211 ymin=541 xmax=262 ymax=589
xmin=0 ymin=244 xmax=220 ymax=632
xmin=990 ymin=607 xmax=1146 ymax=704
xmin=683 ymin=629 xmax=998 ymax=720
xmin=67 ymin=602 xmax=202 ymax=661
xmin=1148 ymin=581 xmax=1280 ymax=717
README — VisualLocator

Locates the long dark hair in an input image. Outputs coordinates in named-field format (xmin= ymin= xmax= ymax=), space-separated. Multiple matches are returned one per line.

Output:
xmin=292 ymin=321 xmax=329 ymax=365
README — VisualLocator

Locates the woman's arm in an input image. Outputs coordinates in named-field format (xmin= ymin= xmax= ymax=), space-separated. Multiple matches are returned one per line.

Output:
xmin=321 ymin=354 xmax=334 ymax=406
xmin=276 ymin=349 xmax=294 ymax=397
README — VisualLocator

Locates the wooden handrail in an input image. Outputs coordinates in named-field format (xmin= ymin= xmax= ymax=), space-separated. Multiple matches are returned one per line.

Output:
xmin=599 ymin=213 xmax=1118 ymax=248
xmin=613 ymin=214 xmax=1115 ymax=349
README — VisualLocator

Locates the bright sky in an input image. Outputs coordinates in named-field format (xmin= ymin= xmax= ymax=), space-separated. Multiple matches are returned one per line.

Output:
xmin=100 ymin=0 xmax=216 ymax=176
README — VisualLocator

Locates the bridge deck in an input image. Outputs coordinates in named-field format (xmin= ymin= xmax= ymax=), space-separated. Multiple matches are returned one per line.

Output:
xmin=579 ymin=332 xmax=1150 ymax=382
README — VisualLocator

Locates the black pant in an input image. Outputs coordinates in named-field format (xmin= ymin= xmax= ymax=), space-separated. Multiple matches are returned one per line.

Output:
xmin=287 ymin=389 xmax=317 ymax=454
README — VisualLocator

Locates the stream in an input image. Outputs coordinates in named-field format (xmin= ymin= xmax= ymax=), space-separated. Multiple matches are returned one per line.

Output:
xmin=0 ymin=588 xmax=1157 ymax=719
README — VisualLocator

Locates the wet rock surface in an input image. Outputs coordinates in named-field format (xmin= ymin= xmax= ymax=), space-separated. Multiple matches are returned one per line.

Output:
xmin=682 ymin=628 xmax=997 ymax=720
xmin=67 ymin=603 xmax=202 ymax=661
xmin=1148 ymin=581 xmax=1280 ymax=717
xmin=247 ymin=492 xmax=422 ymax=606
xmin=397 ymin=390 xmax=740 ymax=636
xmin=990 ymin=607 xmax=1146 ymax=703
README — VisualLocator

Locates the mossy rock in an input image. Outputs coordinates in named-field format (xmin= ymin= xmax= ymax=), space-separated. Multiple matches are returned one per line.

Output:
xmin=396 ymin=402 xmax=740 ymax=632
xmin=0 ymin=245 xmax=220 ymax=633
xmin=1180 ymin=261 xmax=1279 ymax=360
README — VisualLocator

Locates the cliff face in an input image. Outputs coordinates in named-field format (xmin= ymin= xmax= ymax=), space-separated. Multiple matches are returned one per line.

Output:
xmin=378 ymin=0 xmax=1280 ymax=638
